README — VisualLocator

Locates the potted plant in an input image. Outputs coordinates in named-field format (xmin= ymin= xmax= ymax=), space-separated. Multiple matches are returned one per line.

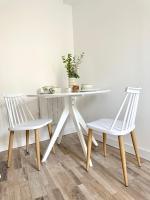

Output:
xmin=62 ymin=52 xmax=84 ymax=87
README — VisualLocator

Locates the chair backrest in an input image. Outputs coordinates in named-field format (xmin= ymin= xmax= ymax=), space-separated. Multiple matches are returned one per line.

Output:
xmin=111 ymin=87 xmax=142 ymax=131
xmin=4 ymin=95 xmax=35 ymax=128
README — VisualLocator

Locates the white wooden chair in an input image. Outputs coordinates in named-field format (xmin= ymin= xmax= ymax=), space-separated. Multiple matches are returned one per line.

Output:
xmin=4 ymin=94 xmax=53 ymax=170
xmin=86 ymin=87 xmax=142 ymax=186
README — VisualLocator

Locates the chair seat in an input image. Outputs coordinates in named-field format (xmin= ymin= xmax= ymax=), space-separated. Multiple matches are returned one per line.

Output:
xmin=87 ymin=118 xmax=135 ymax=135
xmin=9 ymin=118 xmax=52 ymax=131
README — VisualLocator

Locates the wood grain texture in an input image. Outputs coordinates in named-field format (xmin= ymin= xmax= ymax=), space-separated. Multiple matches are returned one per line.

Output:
xmin=103 ymin=132 xmax=107 ymax=157
xmin=0 ymin=133 xmax=149 ymax=200
xmin=130 ymin=130 xmax=141 ymax=167
xmin=35 ymin=129 xmax=41 ymax=171
xmin=86 ymin=129 xmax=93 ymax=171
xmin=0 ymin=161 xmax=7 ymax=182
xmin=118 ymin=136 xmax=128 ymax=187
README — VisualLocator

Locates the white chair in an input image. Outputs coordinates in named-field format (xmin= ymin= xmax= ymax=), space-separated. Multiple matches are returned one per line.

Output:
xmin=86 ymin=87 xmax=142 ymax=187
xmin=4 ymin=94 xmax=53 ymax=170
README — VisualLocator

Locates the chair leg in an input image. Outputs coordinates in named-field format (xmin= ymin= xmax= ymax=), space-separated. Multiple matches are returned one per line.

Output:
xmin=130 ymin=130 xmax=141 ymax=167
xmin=35 ymin=129 xmax=40 ymax=171
xmin=8 ymin=131 xmax=14 ymax=168
xmin=26 ymin=130 xmax=30 ymax=154
xmin=47 ymin=124 xmax=55 ymax=154
xmin=118 ymin=136 xmax=128 ymax=187
xmin=103 ymin=132 xmax=107 ymax=157
xmin=86 ymin=129 xmax=93 ymax=171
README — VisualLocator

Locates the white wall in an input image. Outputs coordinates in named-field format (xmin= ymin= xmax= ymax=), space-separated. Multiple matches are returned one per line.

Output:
xmin=0 ymin=0 xmax=74 ymax=151
xmin=0 ymin=0 xmax=73 ymax=94
xmin=72 ymin=0 xmax=150 ymax=160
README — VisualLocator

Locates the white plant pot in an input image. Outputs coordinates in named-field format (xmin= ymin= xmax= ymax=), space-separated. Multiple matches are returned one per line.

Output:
xmin=68 ymin=78 xmax=77 ymax=88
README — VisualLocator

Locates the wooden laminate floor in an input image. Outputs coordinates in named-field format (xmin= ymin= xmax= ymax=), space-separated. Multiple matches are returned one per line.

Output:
xmin=0 ymin=133 xmax=150 ymax=200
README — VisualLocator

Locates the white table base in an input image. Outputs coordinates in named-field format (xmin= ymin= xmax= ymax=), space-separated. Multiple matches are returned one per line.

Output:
xmin=42 ymin=96 xmax=98 ymax=166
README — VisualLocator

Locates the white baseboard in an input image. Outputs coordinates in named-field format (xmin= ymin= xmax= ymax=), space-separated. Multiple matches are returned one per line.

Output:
xmin=93 ymin=132 xmax=150 ymax=161
xmin=62 ymin=124 xmax=150 ymax=161
xmin=1 ymin=125 xmax=149 ymax=162
xmin=0 ymin=125 xmax=77 ymax=153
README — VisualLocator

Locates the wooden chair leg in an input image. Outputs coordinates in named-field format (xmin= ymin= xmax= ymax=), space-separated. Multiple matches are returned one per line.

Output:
xmin=130 ymin=130 xmax=141 ymax=167
xmin=8 ymin=131 xmax=14 ymax=168
xmin=86 ymin=129 xmax=93 ymax=171
xmin=35 ymin=129 xmax=40 ymax=171
xmin=47 ymin=124 xmax=55 ymax=154
xmin=118 ymin=136 xmax=128 ymax=187
xmin=26 ymin=130 xmax=30 ymax=154
xmin=103 ymin=132 xmax=107 ymax=157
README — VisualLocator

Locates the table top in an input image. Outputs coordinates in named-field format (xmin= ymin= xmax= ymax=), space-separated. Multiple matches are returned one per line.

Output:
xmin=38 ymin=89 xmax=111 ymax=98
